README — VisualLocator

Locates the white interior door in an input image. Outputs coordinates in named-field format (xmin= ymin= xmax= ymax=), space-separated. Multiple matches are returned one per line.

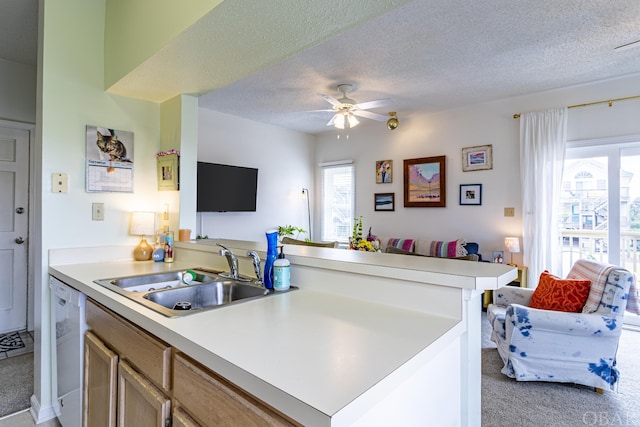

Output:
xmin=0 ymin=125 xmax=29 ymax=333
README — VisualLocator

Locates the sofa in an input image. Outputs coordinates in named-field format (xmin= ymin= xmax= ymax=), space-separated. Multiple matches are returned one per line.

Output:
xmin=378 ymin=237 xmax=483 ymax=261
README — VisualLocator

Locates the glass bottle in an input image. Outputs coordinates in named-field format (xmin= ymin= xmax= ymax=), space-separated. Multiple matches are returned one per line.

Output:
xmin=164 ymin=231 xmax=174 ymax=263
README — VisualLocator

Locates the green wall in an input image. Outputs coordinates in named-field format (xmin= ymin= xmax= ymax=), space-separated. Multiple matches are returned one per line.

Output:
xmin=104 ymin=0 xmax=223 ymax=88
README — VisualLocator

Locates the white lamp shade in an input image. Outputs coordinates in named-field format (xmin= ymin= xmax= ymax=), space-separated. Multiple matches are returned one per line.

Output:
xmin=130 ymin=211 xmax=155 ymax=236
xmin=504 ymin=237 xmax=520 ymax=253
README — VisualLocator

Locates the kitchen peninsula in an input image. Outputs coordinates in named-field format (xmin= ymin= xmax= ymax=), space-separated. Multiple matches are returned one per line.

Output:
xmin=48 ymin=239 xmax=516 ymax=426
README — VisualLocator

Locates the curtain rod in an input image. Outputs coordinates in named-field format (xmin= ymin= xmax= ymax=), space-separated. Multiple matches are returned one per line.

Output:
xmin=513 ymin=94 xmax=640 ymax=119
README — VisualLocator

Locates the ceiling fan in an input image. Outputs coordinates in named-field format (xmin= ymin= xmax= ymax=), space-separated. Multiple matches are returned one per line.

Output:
xmin=316 ymin=84 xmax=395 ymax=129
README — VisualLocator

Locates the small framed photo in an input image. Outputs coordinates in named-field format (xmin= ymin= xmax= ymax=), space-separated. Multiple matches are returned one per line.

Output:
xmin=492 ymin=251 xmax=504 ymax=264
xmin=376 ymin=160 xmax=392 ymax=183
xmin=459 ymin=184 xmax=482 ymax=206
xmin=462 ymin=144 xmax=493 ymax=172
xmin=374 ymin=193 xmax=395 ymax=211
xmin=156 ymin=153 xmax=179 ymax=191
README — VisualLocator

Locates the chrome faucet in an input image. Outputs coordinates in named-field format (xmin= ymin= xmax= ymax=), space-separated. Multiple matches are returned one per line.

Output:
xmin=246 ymin=250 xmax=263 ymax=285
xmin=217 ymin=244 xmax=239 ymax=280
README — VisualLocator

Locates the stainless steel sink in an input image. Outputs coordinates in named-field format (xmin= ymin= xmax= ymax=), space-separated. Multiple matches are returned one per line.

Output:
xmin=94 ymin=268 xmax=296 ymax=317
xmin=98 ymin=269 xmax=218 ymax=293
xmin=144 ymin=281 xmax=269 ymax=310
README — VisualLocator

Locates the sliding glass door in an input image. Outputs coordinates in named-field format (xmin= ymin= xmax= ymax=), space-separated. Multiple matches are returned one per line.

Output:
xmin=560 ymin=138 xmax=640 ymax=325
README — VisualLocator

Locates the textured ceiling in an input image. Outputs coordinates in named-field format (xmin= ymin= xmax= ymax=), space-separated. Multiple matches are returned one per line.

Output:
xmin=197 ymin=0 xmax=640 ymax=134
xmin=0 ymin=0 xmax=38 ymax=65
xmin=3 ymin=0 xmax=640 ymax=136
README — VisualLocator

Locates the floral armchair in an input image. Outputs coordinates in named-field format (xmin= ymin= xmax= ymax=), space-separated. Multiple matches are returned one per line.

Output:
xmin=487 ymin=259 xmax=638 ymax=391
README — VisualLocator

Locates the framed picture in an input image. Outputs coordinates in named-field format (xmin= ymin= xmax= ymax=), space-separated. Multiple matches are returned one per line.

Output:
xmin=403 ymin=156 xmax=446 ymax=208
xmin=492 ymin=251 xmax=504 ymax=264
xmin=374 ymin=193 xmax=395 ymax=211
xmin=376 ymin=160 xmax=392 ymax=183
xmin=462 ymin=144 xmax=493 ymax=172
xmin=459 ymin=184 xmax=482 ymax=205
xmin=85 ymin=125 xmax=134 ymax=193
xmin=157 ymin=153 xmax=179 ymax=191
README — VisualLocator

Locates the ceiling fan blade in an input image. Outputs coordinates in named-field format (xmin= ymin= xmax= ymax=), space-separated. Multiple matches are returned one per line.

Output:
xmin=355 ymin=98 xmax=395 ymax=110
xmin=306 ymin=109 xmax=335 ymax=113
xmin=320 ymin=94 xmax=342 ymax=107
xmin=326 ymin=114 xmax=338 ymax=126
xmin=352 ymin=110 xmax=388 ymax=122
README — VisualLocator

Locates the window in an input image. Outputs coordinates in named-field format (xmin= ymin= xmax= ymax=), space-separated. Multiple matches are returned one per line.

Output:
xmin=320 ymin=163 xmax=354 ymax=243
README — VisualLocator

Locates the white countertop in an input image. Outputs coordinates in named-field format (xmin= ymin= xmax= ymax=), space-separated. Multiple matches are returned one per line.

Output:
xmin=49 ymin=258 xmax=461 ymax=424
xmin=48 ymin=241 xmax=515 ymax=425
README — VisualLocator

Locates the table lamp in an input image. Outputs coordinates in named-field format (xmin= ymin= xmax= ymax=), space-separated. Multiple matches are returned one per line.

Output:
xmin=131 ymin=211 xmax=156 ymax=261
xmin=504 ymin=237 xmax=520 ymax=266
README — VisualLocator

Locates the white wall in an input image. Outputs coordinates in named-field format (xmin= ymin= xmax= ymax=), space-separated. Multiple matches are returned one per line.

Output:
xmin=35 ymin=0 xmax=169 ymax=420
xmin=197 ymin=109 xmax=315 ymax=241
xmin=0 ymin=58 xmax=36 ymax=123
xmin=315 ymin=73 xmax=640 ymax=262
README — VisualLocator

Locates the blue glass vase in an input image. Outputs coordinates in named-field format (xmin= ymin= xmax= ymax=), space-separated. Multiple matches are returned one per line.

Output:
xmin=263 ymin=229 xmax=278 ymax=289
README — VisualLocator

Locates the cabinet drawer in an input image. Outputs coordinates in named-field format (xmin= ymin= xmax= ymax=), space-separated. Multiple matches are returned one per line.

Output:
xmin=86 ymin=299 xmax=172 ymax=392
xmin=174 ymin=352 xmax=300 ymax=426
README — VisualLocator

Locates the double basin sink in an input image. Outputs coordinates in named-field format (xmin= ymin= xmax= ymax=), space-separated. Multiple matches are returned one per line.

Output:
xmin=94 ymin=269 xmax=296 ymax=317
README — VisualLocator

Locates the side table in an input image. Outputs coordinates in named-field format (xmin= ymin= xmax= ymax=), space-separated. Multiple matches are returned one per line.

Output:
xmin=482 ymin=265 xmax=528 ymax=308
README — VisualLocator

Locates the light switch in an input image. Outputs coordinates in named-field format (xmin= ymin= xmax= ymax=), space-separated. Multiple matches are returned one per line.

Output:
xmin=92 ymin=203 xmax=105 ymax=221
xmin=52 ymin=173 xmax=68 ymax=193
xmin=504 ymin=207 xmax=515 ymax=217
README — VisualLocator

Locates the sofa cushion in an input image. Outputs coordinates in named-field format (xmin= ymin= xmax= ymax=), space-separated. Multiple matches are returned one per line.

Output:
xmin=385 ymin=246 xmax=478 ymax=261
xmin=415 ymin=239 xmax=468 ymax=258
xmin=387 ymin=238 xmax=415 ymax=252
xmin=384 ymin=246 xmax=414 ymax=255
xmin=529 ymin=270 xmax=591 ymax=313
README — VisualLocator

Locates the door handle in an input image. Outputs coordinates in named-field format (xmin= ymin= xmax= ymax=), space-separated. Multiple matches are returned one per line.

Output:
xmin=16 ymin=207 xmax=24 ymax=214
xmin=15 ymin=237 xmax=24 ymax=244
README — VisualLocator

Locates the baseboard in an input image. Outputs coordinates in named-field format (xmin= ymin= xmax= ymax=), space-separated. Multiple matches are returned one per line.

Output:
xmin=29 ymin=394 xmax=57 ymax=424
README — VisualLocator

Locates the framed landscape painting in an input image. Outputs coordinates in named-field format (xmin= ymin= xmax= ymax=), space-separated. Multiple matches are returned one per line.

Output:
xmin=462 ymin=144 xmax=493 ymax=172
xmin=374 ymin=193 xmax=395 ymax=211
xmin=403 ymin=156 xmax=446 ymax=208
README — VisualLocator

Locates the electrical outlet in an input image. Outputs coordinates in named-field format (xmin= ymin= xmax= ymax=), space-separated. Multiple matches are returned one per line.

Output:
xmin=504 ymin=207 xmax=515 ymax=217
xmin=92 ymin=203 xmax=105 ymax=221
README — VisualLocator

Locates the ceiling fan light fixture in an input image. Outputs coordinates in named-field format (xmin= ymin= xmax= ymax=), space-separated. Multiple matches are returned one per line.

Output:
xmin=347 ymin=114 xmax=359 ymax=128
xmin=387 ymin=112 xmax=399 ymax=130
xmin=334 ymin=114 xmax=346 ymax=129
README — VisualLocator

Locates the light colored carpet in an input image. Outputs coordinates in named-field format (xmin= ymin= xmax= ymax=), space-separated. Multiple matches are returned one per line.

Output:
xmin=481 ymin=313 xmax=640 ymax=427
xmin=0 ymin=352 xmax=33 ymax=418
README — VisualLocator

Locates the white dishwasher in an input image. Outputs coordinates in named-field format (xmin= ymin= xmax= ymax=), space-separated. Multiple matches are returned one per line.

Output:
xmin=50 ymin=276 xmax=87 ymax=427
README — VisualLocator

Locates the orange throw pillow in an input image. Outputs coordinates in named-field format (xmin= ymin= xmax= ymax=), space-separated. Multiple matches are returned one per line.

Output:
xmin=529 ymin=270 xmax=591 ymax=313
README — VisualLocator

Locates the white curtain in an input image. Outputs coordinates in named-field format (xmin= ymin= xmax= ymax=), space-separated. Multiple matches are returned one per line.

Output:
xmin=520 ymin=107 xmax=568 ymax=286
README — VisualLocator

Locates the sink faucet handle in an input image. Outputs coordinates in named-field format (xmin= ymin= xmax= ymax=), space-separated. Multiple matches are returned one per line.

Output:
xmin=247 ymin=251 xmax=263 ymax=284
xmin=217 ymin=243 xmax=239 ymax=280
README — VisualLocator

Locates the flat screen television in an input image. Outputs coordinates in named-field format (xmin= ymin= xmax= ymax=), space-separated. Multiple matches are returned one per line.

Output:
xmin=197 ymin=162 xmax=258 ymax=212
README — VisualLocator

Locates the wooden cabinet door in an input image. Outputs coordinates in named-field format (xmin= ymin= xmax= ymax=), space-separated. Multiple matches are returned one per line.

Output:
xmin=174 ymin=352 xmax=300 ymax=426
xmin=83 ymin=331 xmax=118 ymax=427
xmin=118 ymin=360 xmax=171 ymax=427
xmin=173 ymin=407 xmax=200 ymax=427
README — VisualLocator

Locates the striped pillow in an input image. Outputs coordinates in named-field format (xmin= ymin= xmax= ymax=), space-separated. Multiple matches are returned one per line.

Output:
xmin=387 ymin=238 xmax=415 ymax=252
xmin=415 ymin=239 xmax=468 ymax=258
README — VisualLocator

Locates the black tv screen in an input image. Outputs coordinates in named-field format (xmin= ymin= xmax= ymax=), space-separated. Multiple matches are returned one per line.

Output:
xmin=197 ymin=162 xmax=258 ymax=212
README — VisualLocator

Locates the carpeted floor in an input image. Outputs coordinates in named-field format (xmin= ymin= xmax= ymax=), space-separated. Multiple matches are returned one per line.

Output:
xmin=481 ymin=313 xmax=640 ymax=427
xmin=0 ymin=352 xmax=33 ymax=418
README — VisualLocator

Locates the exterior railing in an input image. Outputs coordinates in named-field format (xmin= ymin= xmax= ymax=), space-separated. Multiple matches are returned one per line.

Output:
xmin=560 ymin=229 xmax=640 ymax=278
